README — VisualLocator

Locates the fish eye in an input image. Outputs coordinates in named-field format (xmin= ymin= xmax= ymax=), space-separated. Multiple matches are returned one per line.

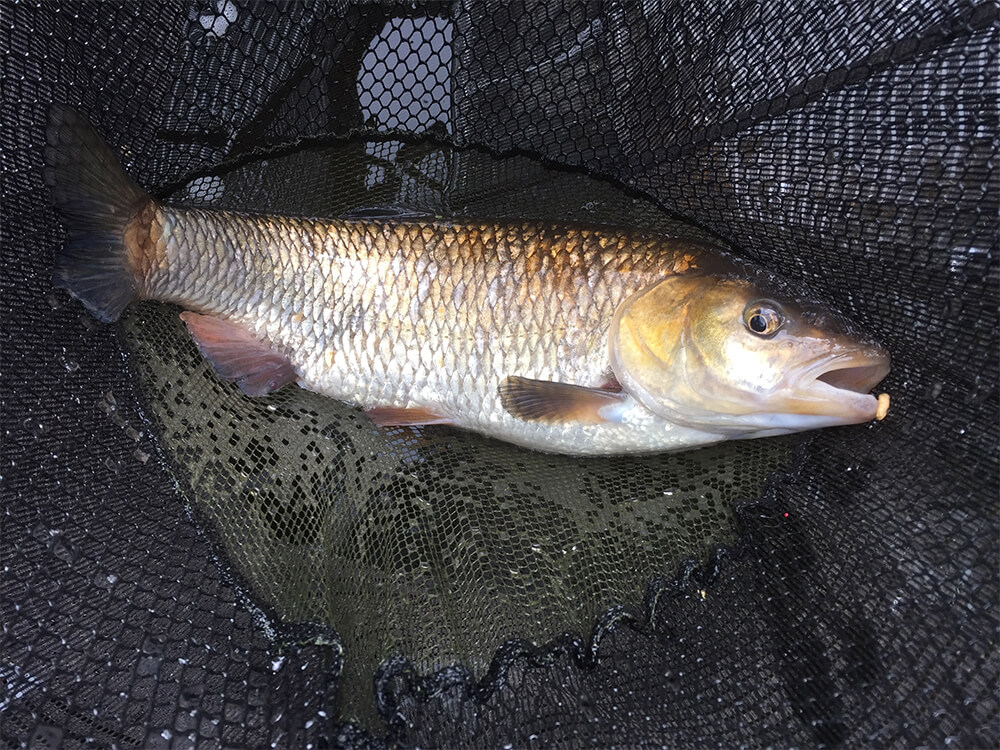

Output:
xmin=743 ymin=301 xmax=783 ymax=337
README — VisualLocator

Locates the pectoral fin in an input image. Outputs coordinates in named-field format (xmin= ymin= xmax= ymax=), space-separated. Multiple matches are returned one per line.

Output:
xmin=180 ymin=312 xmax=297 ymax=396
xmin=499 ymin=376 xmax=628 ymax=424
xmin=365 ymin=406 xmax=453 ymax=427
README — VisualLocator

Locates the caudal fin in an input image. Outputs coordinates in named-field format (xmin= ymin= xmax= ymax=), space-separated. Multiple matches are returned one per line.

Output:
xmin=44 ymin=105 xmax=150 ymax=322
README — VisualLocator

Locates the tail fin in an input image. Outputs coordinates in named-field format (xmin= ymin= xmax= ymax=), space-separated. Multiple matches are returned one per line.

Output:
xmin=44 ymin=105 xmax=150 ymax=322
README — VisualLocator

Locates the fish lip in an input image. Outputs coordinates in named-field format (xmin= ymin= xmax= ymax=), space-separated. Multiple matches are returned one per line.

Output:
xmin=793 ymin=348 xmax=891 ymax=419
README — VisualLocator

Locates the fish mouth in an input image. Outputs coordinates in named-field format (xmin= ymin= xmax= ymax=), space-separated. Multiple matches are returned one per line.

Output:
xmin=814 ymin=359 xmax=890 ymax=393
xmin=796 ymin=349 xmax=891 ymax=421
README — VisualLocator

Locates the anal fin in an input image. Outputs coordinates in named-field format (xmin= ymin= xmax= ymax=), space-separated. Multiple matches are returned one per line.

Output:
xmin=180 ymin=312 xmax=297 ymax=396
xmin=499 ymin=376 xmax=628 ymax=424
xmin=365 ymin=406 xmax=453 ymax=427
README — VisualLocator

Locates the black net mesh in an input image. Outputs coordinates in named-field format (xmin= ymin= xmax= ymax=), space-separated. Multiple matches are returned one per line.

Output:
xmin=3 ymin=2 xmax=997 ymax=748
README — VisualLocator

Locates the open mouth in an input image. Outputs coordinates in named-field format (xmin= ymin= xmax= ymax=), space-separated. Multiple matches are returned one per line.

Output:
xmin=815 ymin=360 xmax=891 ymax=394
xmin=778 ymin=349 xmax=892 ymax=423
xmin=807 ymin=350 xmax=891 ymax=400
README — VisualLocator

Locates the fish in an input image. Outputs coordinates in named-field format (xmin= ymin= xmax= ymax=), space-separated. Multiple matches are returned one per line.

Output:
xmin=44 ymin=105 xmax=891 ymax=456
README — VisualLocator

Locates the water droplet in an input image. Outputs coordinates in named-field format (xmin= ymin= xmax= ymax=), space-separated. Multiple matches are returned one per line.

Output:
xmin=137 ymin=655 xmax=162 ymax=677
xmin=271 ymin=656 xmax=285 ymax=672
xmin=29 ymin=724 xmax=63 ymax=748
xmin=61 ymin=357 xmax=80 ymax=373
xmin=93 ymin=571 xmax=118 ymax=589
xmin=105 ymin=457 xmax=122 ymax=473
xmin=99 ymin=394 xmax=117 ymax=415
xmin=22 ymin=418 xmax=46 ymax=437
xmin=32 ymin=524 xmax=55 ymax=543
xmin=45 ymin=291 xmax=63 ymax=310
xmin=179 ymin=684 xmax=204 ymax=709
xmin=143 ymin=727 xmax=171 ymax=748
xmin=142 ymin=633 xmax=167 ymax=656
xmin=125 ymin=426 xmax=142 ymax=442
xmin=51 ymin=536 xmax=78 ymax=564
xmin=925 ymin=381 xmax=943 ymax=400
xmin=943 ymin=296 xmax=962 ymax=319
xmin=965 ymin=376 xmax=990 ymax=405
xmin=134 ymin=448 xmax=150 ymax=464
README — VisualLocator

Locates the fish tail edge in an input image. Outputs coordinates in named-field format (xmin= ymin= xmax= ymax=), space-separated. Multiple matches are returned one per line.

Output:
xmin=45 ymin=104 xmax=151 ymax=322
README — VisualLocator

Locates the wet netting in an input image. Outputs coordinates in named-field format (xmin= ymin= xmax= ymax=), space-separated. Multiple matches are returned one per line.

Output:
xmin=3 ymin=2 xmax=997 ymax=747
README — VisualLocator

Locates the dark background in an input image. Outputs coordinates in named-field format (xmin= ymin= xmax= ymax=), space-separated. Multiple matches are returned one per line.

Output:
xmin=3 ymin=2 xmax=997 ymax=747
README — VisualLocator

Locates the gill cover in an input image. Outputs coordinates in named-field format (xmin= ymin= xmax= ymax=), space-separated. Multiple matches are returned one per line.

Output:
xmin=609 ymin=275 xmax=719 ymax=428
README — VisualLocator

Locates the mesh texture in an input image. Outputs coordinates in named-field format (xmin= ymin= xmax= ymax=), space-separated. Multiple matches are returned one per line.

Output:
xmin=3 ymin=1 xmax=997 ymax=747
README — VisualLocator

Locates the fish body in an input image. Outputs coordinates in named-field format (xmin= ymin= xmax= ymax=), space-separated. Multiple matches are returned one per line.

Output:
xmin=150 ymin=209 xmax=716 ymax=453
xmin=45 ymin=106 xmax=890 ymax=455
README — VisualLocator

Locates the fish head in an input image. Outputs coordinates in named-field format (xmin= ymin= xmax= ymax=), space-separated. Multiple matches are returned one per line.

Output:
xmin=609 ymin=273 xmax=890 ymax=437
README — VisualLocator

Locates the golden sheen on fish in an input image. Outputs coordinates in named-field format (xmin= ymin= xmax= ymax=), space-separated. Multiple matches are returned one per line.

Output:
xmin=44 ymin=106 xmax=890 ymax=455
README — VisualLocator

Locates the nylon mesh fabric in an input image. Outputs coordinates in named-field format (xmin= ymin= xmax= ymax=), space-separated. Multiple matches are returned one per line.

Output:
xmin=3 ymin=1 xmax=997 ymax=748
